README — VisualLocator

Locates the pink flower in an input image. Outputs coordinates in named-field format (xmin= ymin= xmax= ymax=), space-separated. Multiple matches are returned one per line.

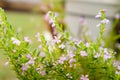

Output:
xmin=67 ymin=52 xmax=75 ymax=58
xmin=26 ymin=54 xmax=32 ymax=59
xmin=80 ymin=75 xmax=89 ymax=80
xmin=101 ymin=19 xmax=109 ymax=24
xmin=35 ymin=32 xmax=40 ymax=38
xmin=96 ymin=23 xmax=101 ymax=27
xmin=95 ymin=9 xmax=107 ymax=18
xmin=27 ymin=59 xmax=35 ymax=65
xmin=21 ymin=64 xmax=29 ymax=72
xmin=79 ymin=17 xmax=87 ymax=25
xmin=58 ymin=56 xmax=68 ymax=64
xmin=104 ymin=53 xmax=111 ymax=60
xmin=59 ymin=44 xmax=65 ymax=49
xmin=40 ymin=52 xmax=46 ymax=57
xmin=69 ymin=58 xmax=76 ymax=64
xmin=38 ymin=45 xmax=42 ymax=49
xmin=24 ymin=36 xmax=32 ymax=43
xmin=95 ymin=12 xmax=102 ymax=18
xmin=41 ymin=70 xmax=46 ymax=76
xmin=53 ymin=36 xmax=61 ymax=44
xmin=11 ymin=37 xmax=21 ymax=46
xmin=85 ymin=43 xmax=90 ymax=47
xmin=94 ymin=53 xmax=100 ymax=58
xmin=37 ymin=38 xmax=41 ymax=42
xmin=117 ymin=66 xmax=120 ymax=70
xmin=80 ymin=51 xmax=87 ymax=57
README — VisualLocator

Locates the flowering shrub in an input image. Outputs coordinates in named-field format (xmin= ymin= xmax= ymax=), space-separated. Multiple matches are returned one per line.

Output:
xmin=0 ymin=8 xmax=120 ymax=80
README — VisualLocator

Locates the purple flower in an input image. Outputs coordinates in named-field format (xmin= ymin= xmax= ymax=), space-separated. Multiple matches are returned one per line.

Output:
xmin=26 ymin=54 xmax=32 ymax=59
xmin=80 ymin=75 xmax=89 ymax=80
xmin=27 ymin=59 xmax=35 ymax=65
xmin=37 ymin=38 xmax=41 ymax=42
xmin=101 ymin=19 xmax=109 ymax=24
xmin=52 ymin=23 xmax=56 ymax=28
xmin=24 ymin=36 xmax=32 ymax=43
xmin=79 ymin=17 xmax=87 ymax=25
xmin=117 ymin=66 xmax=120 ymax=70
xmin=94 ymin=53 xmax=100 ymax=58
xmin=85 ymin=43 xmax=90 ymax=47
xmin=104 ymin=53 xmax=111 ymax=60
xmin=67 ymin=52 xmax=75 ymax=58
xmin=21 ymin=64 xmax=29 ymax=72
xmin=38 ymin=45 xmax=42 ymax=49
xmin=59 ymin=44 xmax=65 ymax=49
xmin=95 ymin=9 xmax=107 ymax=18
xmin=96 ymin=23 xmax=101 ymax=27
xmin=11 ymin=37 xmax=21 ymax=46
xmin=53 ymin=36 xmax=61 ymax=44
xmin=80 ymin=51 xmax=87 ymax=57
xmin=41 ymin=70 xmax=46 ymax=76
xmin=35 ymin=32 xmax=40 ymax=38
xmin=69 ymin=58 xmax=76 ymax=63
xmin=40 ymin=52 xmax=46 ymax=57
xmin=72 ymin=38 xmax=81 ymax=45
xmin=95 ymin=12 xmax=102 ymax=18
xmin=58 ymin=56 xmax=68 ymax=64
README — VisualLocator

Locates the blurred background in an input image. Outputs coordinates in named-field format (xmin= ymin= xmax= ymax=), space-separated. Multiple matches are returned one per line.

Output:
xmin=0 ymin=0 xmax=120 ymax=80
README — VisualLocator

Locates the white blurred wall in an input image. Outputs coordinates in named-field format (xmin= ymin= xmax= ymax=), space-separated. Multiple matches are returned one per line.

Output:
xmin=65 ymin=0 xmax=120 ymax=40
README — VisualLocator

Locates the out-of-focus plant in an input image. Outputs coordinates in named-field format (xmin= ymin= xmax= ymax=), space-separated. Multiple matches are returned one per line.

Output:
xmin=42 ymin=0 xmax=65 ymax=18
xmin=105 ymin=13 xmax=120 ymax=59
xmin=0 ymin=8 xmax=120 ymax=80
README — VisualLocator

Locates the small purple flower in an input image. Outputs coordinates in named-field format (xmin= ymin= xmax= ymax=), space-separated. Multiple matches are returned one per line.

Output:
xmin=59 ymin=44 xmax=65 ymax=49
xmin=96 ymin=23 xmax=101 ymax=27
xmin=52 ymin=23 xmax=56 ymax=28
xmin=21 ymin=64 xmax=29 ymax=72
xmin=40 ymin=52 xmax=46 ymax=57
xmin=72 ymin=38 xmax=81 ymax=45
xmin=102 ymin=9 xmax=107 ymax=13
xmin=80 ymin=51 xmax=87 ymax=57
xmin=38 ymin=45 xmax=42 ymax=49
xmin=26 ymin=54 xmax=32 ymax=59
xmin=80 ymin=75 xmax=89 ymax=80
xmin=41 ymin=70 xmax=46 ymax=76
xmin=49 ymin=18 xmax=54 ymax=24
xmin=85 ymin=43 xmax=90 ymax=47
xmin=58 ymin=56 xmax=68 ymax=64
xmin=101 ymin=19 xmax=109 ymax=24
xmin=95 ymin=12 xmax=102 ymax=18
xmin=94 ymin=53 xmax=100 ymax=58
xmin=79 ymin=17 xmax=87 ymax=25
xmin=24 ymin=36 xmax=32 ymax=43
xmin=11 ymin=37 xmax=21 ymax=46
xmin=104 ymin=53 xmax=111 ymax=60
xmin=67 ymin=52 xmax=75 ymax=58
xmin=53 ymin=36 xmax=61 ymax=44
xmin=69 ymin=58 xmax=76 ymax=64
xmin=37 ymin=38 xmax=41 ymax=42
xmin=117 ymin=66 xmax=120 ymax=70
xmin=35 ymin=32 xmax=40 ymax=38
xmin=27 ymin=59 xmax=35 ymax=65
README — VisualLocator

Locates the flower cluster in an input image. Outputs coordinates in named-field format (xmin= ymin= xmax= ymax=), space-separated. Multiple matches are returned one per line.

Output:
xmin=0 ymin=8 xmax=120 ymax=80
